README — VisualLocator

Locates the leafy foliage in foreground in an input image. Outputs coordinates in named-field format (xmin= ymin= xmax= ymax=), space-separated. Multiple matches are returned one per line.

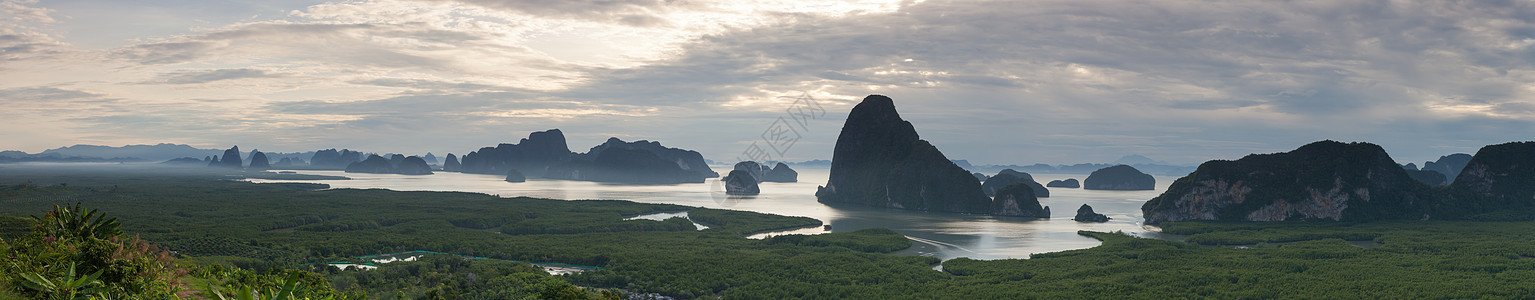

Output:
xmin=1 ymin=205 xmax=188 ymax=298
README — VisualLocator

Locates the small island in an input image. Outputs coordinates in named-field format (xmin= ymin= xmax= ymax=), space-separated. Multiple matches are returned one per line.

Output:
xmin=1046 ymin=178 xmax=1080 ymax=188
xmin=1083 ymin=165 xmax=1155 ymax=190
xmin=504 ymin=168 xmax=526 ymax=182
xmin=991 ymin=183 xmax=1050 ymax=218
xmin=1072 ymin=204 xmax=1109 ymax=222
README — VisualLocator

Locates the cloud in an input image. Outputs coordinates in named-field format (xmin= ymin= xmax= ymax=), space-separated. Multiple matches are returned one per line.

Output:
xmin=4 ymin=0 xmax=1535 ymax=164
xmin=0 ymin=0 xmax=68 ymax=64
xmin=1 ymin=0 xmax=54 ymax=24
xmin=111 ymin=41 xmax=218 ymax=65
xmin=528 ymin=0 xmax=1535 ymax=163
xmin=0 ymin=86 xmax=103 ymax=101
xmin=433 ymin=0 xmax=684 ymax=26
xmin=347 ymin=78 xmax=512 ymax=92
xmin=145 ymin=68 xmax=285 ymax=85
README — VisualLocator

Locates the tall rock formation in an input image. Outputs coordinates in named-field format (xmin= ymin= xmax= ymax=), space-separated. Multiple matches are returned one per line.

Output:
xmin=443 ymin=153 xmax=461 ymax=172
xmin=217 ymin=146 xmax=243 ymax=170
xmin=459 ymin=129 xmax=573 ymax=177
xmin=724 ymin=170 xmax=761 ymax=195
xmin=1084 ymin=165 xmax=1155 ymax=190
xmin=815 ymin=95 xmax=994 ymax=214
xmin=734 ymin=161 xmax=770 ymax=180
xmin=730 ymin=161 xmax=797 ymax=183
xmin=248 ymin=150 xmax=271 ymax=171
xmin=1141 ymin=141 xmax=1433 ymax=224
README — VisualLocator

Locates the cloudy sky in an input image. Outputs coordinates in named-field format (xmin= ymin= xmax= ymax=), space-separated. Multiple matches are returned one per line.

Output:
xmin=3 ymin=0 xmax=1533 ymax=165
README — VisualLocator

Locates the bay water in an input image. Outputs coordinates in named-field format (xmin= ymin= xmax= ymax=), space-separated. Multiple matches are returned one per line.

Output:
xmin=251 ymin=167 xmax=1182 ymax=261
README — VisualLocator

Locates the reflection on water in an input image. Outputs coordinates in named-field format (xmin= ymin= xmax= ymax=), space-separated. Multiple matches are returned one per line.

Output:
xmin=248 ymin=167 xmax=1185 ymax=261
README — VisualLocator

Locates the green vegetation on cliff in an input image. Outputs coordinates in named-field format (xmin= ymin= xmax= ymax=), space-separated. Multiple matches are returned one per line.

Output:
xmin=1143 ymin=141 xmax=1435 ymax=224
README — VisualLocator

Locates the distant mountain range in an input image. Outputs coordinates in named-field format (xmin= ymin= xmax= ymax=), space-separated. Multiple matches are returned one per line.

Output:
xmin=1 ymin=144 xmax=343 ymax=165
xmin=0 ymin=144 xmax=220 ymax=163
xmin=953 ymin=155 xmax=1198 ymax=176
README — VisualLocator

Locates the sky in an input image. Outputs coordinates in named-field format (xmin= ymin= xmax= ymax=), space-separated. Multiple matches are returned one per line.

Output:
xmin=2 ymin=0 xmax=1534 ymax=166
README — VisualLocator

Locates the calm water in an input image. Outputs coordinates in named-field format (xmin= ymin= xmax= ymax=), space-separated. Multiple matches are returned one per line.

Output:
xmin=250 ymin=167 xmax=1183 ymax=261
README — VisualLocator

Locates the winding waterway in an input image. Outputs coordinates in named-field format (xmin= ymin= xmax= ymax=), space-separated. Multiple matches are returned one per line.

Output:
xmin=250 ymin=167 xmax=1184 ymax=261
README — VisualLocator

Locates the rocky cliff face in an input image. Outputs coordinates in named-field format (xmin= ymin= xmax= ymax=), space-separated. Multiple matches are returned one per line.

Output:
xmin=460 ymin=129 xmax=573 ymax=177
xmin=1084 ymin=165 xmax=1154 ymax=190
xmin=991 ymin=183 xmax=1050 ymax=218
xmin=396 ymin=156 xmax=434 ymax=175
xmin=1142 ymin=141 xmax=1432 ymax=224
xmin=761 ymin=162 xmax=798 ymax=182
xmin=734 ymin=161 xmax=770 ymax=180
xmin=1450 ymin=142 xmax=1535 ymax=211
xmin=216 ymin=146 xmax=243 ymax=170
xmin=248 ymin=150 xmax=271 ymax=170
xmin=389 ymin=154 xmax=406 ymax=168
xmin=576 ymin=137 xmax=718 ymax=179
xmin=731 ymin=161 xmax=798 ymax=183
xmin=724 ymin=170 xmax=760 ymax=195
xmin=545 ymin=147 xmax=705 ymax=184
xmin=462 ymin=129 xmax=716 ymax=184
xmin=981 ymin=169 xmax=1049 ymax=197
xmin=815 ymin=95 xmax=994 ymax=214
xmin=1423 ymin=153 xmax=1473 ymax=183
xmin=310 ymin=149 xmax=361 ymax=169
xmin=443 ymin=153 xmax=461 ymax=172
xmin=345 ymin=155 xmax=395 ymax=174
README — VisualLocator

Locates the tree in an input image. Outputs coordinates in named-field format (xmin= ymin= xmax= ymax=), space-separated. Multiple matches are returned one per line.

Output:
xmin=31 ymin=204 xmax=120 ymax=241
